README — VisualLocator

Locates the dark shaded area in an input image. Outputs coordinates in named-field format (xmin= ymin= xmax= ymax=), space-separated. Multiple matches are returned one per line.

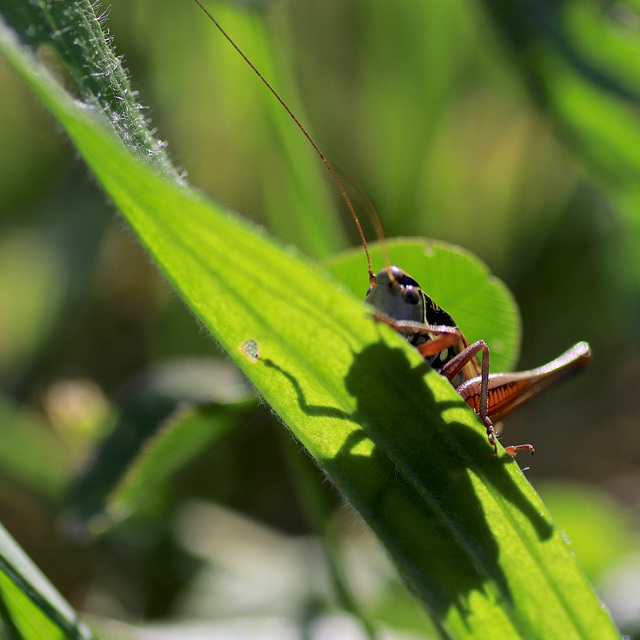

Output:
xmin=267 ymin=342 xmax=552 ymax=619
xmin=343 ymin=343 xmax=552 ymax=617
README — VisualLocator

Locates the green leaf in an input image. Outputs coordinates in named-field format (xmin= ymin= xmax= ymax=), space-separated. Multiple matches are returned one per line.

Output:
xmin=0 ymin=522 xmax=92 ymax=639
xmin=0 ymin=7 xmax=621 ymax=640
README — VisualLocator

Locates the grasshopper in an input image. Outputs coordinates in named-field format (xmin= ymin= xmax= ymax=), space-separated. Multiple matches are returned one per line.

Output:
xmin=366 ymin=264 xmax=590 ymax=455
xmin=192 ymin=0 xmax=592 ymax=456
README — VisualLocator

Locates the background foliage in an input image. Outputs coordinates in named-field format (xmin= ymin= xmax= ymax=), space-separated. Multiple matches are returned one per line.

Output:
xmin=1 ymin=0 xmax=640 ymax=637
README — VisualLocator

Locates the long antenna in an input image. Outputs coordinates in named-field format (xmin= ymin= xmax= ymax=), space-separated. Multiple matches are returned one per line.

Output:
xmin=192 ymin=0 xmax=374 ymax=282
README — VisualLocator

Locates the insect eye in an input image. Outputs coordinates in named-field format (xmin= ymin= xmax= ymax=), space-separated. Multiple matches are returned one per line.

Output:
xmin=366 ymin=274 xmax=377 ymax=297
xmin=403 ymin=287 xmax=420 ymax=305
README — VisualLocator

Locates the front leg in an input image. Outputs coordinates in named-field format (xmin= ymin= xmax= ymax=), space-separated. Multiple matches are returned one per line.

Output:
xmin=372 ymin=311 xmax=462 ymax=352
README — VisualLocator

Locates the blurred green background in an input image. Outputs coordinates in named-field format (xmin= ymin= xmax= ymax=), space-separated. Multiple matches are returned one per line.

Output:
xmin=2 ymin=0 xmax=640 ymax=637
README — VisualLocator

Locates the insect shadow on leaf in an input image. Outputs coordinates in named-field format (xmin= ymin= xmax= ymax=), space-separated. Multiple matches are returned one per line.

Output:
xmin=263 ymin=343 xmax=553 ymax=617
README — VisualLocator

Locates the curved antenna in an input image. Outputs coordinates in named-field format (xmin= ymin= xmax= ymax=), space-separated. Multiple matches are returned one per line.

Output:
xmin=340 ymin=171 xmax=392 ymax=275
xmin=192 ymin=0 xmax=374 ymax=283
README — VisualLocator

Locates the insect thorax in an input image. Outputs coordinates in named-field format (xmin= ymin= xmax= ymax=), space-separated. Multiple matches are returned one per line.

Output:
xmin=365 ymin=266 xmax=460 ymax=374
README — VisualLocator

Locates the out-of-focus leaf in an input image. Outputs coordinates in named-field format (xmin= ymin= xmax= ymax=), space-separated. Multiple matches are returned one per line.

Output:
xmin=0 ymin=394 xmax=70 ymax=498
xmin=70 ymin=358 xmax=255 ymax=530
xmin=538 ymin=480 xmax=637 ymax=580
xmin=0 ymin=231 xmax=65 ymax=378
xmin=104 ymin=402 xmax=254 ymax=526
xmin=481 ymin=1 xmax=640 ymax=234
xmin=246 ymin=10 xmax=347 ymax=258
